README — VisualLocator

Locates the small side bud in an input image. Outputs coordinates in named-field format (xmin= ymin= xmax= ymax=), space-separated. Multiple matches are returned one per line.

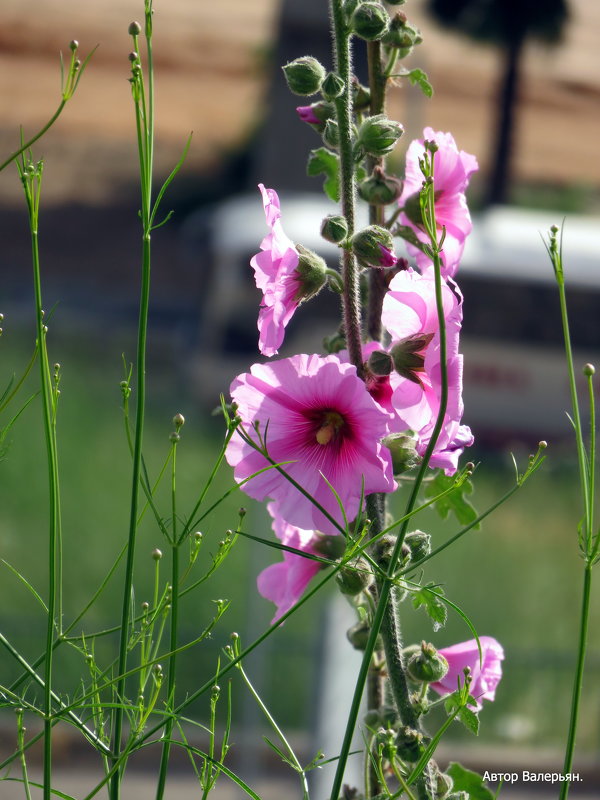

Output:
xmin=347 ymin=619 xmax=382 ymax=650
xmin=395 ymin=726 xmax=427 ymax=762
xmin=294 ymin=245 xmax=327 ymax=301
xmin=282 ymin=56 xmax=326 ymax=96
xmin=321 ymin=71 xmax=345 ymax=101
xmin=406 ymin=641 xmax=449 ymax=683
xmin=323 ymin=330 xmax=346 ymax=354
xmin=351 ymin=225 xmax=396 ymax=268
xmin=382 ymin=14 xmax=423 ymax=54
xmin=373 ymin=534 xmax=410 ymax=569
xmin=351 ymin=77 xmax=371 ymax=110
xmin=434 ymin=770 xmax=454 ymax=800
xmin=321 ymin=214 xmax=349 ymax=244
xmin=335 ymin=558 xmax=373 ymax=595
xmin=128 ymin=21 xmax=142 ymax=36
xmin=322 ymin=118 xmax=340 ymax=150
xmin=357 ymin=114 xmax=404 ymax=158
xmin=351 ymin=2 xmax=390 ymax=41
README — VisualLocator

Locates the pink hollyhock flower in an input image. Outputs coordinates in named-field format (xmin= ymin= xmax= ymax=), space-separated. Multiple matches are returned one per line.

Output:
xmin=257 ymin=502 xmax=322 ymax=622
xmin=398 ymin=127 xmax=478 ymax=278
xmin=430 ymin=636 xmax=505 ymax=711
xmin=226 ymin=353 xmax=396 ymax=535
xmin=251 ymin=184 xmax=301 ymax=357
xmin=382 ymin=269 xmax=473 ymax=473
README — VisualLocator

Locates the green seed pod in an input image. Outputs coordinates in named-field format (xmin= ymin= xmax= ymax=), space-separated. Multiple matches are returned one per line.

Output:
xmin=351 ymin=2 xmax=390 ymax=41
xmin=321 ymin=214 xmax=349 ymax=245
xmin=406 ymin=641 xmax=449 ymax=683
xmin=282 ymin=56 xmax=326 ymax=96
xmin=312 ymin=533 xmax=347 ymax=560
xmin=357 ymin=114 xmax=404 ymax=158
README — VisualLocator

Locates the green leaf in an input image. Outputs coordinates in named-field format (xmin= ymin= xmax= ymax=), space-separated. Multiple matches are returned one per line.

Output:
xmin=307 ymin=147 xmax=340 ymax=202
xmin=412 ymin=582 xmax=447 ymax=630
xmin=447 ymin=762 xmax=494 ymax=799
xmin=406 ymin=68 xmax=433 ymax=98
xmin=457 ymin=706 xmax=480 ymax=736
xmin=424 ymin=471 xmax=479 ymax=528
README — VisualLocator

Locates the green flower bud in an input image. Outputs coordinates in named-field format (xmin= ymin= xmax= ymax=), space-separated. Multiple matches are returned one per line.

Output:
xmin=395 ymin=726 xmax=427 ymax=762
xmin=358 ymin=168 xmax=404 ymax=205
xmin=321 ymin=71 xmax=345 ymax=100
xmin=382 ymin=432 xmax=419 ymax=475
xmin=357 ymin=114 xmax=404 ymax=157
xmin=297 ymin=100 xmax=336 ymax=132
xmin=373 ymin=534 xmax=410 ymax=569
xmin=282 ymin=56 xmax=326 ymax=96
xmin=386 ymin=0 xmax=406 ymax=5
xmin=294 ymin=245 xmax=327 ymax=301
xmin=367 ymin=349 xmax=393 ymax=377
xmin=446 ymin=793 xmax=468 ymax=800
xmin=351 ymin=2 xmax=390 ymax=41
xmin=382 ymin=14 xmax=423 ymax=52
xmin=321 ymin=214 xmax=349 ymax=245
xmin=351 ymin=224 xmax=396 ymax=268
xmin=352 ymin=77 xmax=371 ymax=110
xmin=336 ymin=557 xmax=373 ymax=595
xmin=364 ymin=704 xmax=399 ymax=729
xmin=405 ymin=530 xmax=431 ymax=562
xmin=322 ymin=118 xmax=340 ymax=150
xmin=312 ymin=533 xmax=347 ymax=560
xmin=128 ymin=21 xmax=142 ymax=36
xmin=347 ymin=619 xmax=383 ymax=650
xmin=406 ymin=641 xmax=449 ymax=683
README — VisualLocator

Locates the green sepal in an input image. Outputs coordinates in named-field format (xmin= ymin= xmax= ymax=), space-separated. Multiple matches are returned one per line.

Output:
xmin=405 ymin=68 xmax=433 ymax=98
xmin=424 ymin=471 xmax=479 ymax=528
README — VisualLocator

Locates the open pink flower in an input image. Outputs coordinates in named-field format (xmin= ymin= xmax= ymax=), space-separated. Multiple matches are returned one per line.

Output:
xmin=257 ymin=502 xmax=322 ymax=622
xmin=251 ymin=184 xmax=301 ymax=357
xmin=398 ymin=127 xmax=478 ymax=278
xmin=382 ymin=269 xmax=473 ymax=473
xmin=430 ymin=636 xmax=505 ymax=711
xmin=226 ymin=353 xmax=396 ymax=534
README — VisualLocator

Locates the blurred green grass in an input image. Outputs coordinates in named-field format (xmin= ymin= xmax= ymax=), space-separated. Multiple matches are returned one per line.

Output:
xmin=1 ymin=325 xmax=599 ymax=752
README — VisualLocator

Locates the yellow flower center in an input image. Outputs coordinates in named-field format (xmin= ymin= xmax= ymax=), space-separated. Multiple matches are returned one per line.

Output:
xmin=315 ymin=411 xmax=345 ymax=445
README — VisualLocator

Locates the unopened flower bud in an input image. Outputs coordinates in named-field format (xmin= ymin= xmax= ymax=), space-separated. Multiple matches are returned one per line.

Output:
xmin=321 ymin=214 xmax=348 ymax=244
xmin=382 ymin=14 xmax=423 ymax=53
xmin=128 ymin=51 xmax=139 ymax=62
xmin=69 ymin=40 xmax=78 ymax=52
xmin=382 ymin=432 xmax=419 ymax=475
xmin=294 ymin=245 xmax=327 ymax=301
xmin=406 ymin=641 xmax=449 ymax=683
xmin=352 ymin=77 xmax=371 ymax=110
xmin=313 ymin=533 xmax=346 ymax=560
xmin=446 ymin=793 xmax=468 ymax=800
xmin=367 ymin=349 xmax=393 ymax=376
xmin=583 ymin=363 xmax=595 ymax=376
xmin=169 ymin=431 xmax=180 ymax=443
xmin=391 ymin=332 xmax=434 ymax=381
xmin=435 ymin=770 xmax=454 ymax=799
xmin=357 ymin=114 xmax=403 ymax=157
xmin=296 ymin=100 xmax=336 ymax=131
xmin=322 ymin=118 xmax=340 ymax=149
xmin=336 ymin=558 xmax=373 ymax=595
xmin=282 ymin=56 xmax=326 ymax=96
xmin=395 ymin=726 xmax=427 ymax=762
xmin=351 ymin=225 xmax=396 ymax=268
xmin=373 ymin=534 xmax=410 ymax=569
xmin=151 ymin=548 xmax=163 ymax=561
xmin=347 ymin=619 xmax=382 ymax=650
xmin=405 ymin=530 xmax=431 ymax=562
xmin=359 ymin=168 xmax=403 ymax=205
xmin=351 ymin=2 xmax=390 ymax=41
xmin=321 ymin=71 xmax=345 ymax=100
xmin=173 ymin=412 xmax=185 ymax=429
xmin=323 ymin=330 xmax=346 ymax=354
xmin=128 ymin=21 xmax=142 ymax=36
xmin=386 ymin=0 xmax=406 ymax=5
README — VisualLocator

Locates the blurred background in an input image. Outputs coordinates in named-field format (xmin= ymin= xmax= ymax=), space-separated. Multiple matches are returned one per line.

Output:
xmin=1 ymin=0 xmax=600 ymax=797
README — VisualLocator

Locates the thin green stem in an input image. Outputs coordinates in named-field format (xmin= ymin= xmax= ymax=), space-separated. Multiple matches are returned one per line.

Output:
xmin=560 ymin=564 xmax=592 ymax=799
xmin=155 ymin=438 xmax=180 ymax=799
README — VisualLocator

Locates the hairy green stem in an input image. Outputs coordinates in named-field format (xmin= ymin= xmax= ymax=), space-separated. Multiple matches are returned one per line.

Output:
xmin=331 ymin=0 xmax=363 ymax=375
